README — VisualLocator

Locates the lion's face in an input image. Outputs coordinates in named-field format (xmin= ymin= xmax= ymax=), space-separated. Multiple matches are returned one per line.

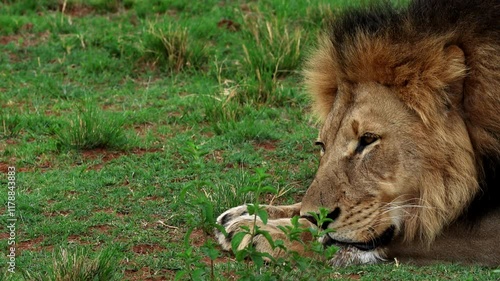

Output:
xmin=300 ymin=81 xmax=477 ymax=251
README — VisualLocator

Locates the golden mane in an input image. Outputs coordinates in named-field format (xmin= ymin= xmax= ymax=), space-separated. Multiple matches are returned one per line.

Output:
xmin=304 ymin=0 xmax=499 ymax=242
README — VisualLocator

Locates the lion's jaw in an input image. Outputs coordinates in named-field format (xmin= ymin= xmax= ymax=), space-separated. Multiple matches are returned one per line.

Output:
xmin=300 ymin=82 xmax=478 ymax=255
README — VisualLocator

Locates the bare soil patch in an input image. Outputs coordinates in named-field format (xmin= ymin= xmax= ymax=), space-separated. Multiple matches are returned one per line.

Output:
xmin=89 ymin=224 xmax=112 ymax=233
xmin=254 ymin=140 xmax=278 ymax=151
xmin=0 ymin=30 xmax=50 ymax=48
xmin=61 ymin=4 xmax=95 ymax=17
xmin=132 ymin=244 xmax=166 ymax=255
xmin=17 ymin=236 xmax=46 ymax=254
xmin=84 ymin=147 xmax=163 ymax=171
xmin=125 ymin=266 xmax=174 ymax=281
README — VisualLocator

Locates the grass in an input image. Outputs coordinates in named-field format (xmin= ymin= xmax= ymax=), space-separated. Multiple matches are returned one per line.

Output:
xmin=142 ymin=21 xmax=206 ymax=72
xmin=239 ymin=6 xmax=304 ymax=103
xmin=1 ymin=111 xmax=23 ymax=139
xmin=55 ymin=105 xmax=131 ymax=151
xmin=22 ymin=246 xmax=123 ymax=281
xmin=0 ymin=0 xmax=498 ymax=280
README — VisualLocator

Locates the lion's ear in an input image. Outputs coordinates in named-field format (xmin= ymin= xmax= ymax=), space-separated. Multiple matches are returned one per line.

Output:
xmin=442 ymin=45 xmax=466 ymax=108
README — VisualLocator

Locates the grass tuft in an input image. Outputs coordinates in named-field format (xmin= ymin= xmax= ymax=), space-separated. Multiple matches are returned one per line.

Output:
xmin=23 ymin=246 xmax=123 ymax=281
xmin=238 ymin=9 xmax=304 ymax=104
xmin=142 ymin=22 xmax=206 ymax=72
xmin=56 ymin=105 xmax=129 ymax=151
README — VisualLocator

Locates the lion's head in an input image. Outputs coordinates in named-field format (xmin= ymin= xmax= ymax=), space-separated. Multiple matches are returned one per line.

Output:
xmin=301 ymin=0 xmax=499 ymax=256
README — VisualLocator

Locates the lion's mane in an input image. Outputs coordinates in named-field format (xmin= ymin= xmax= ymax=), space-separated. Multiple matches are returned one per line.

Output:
xmin=304 ymin=0 xmax=499 ymax=242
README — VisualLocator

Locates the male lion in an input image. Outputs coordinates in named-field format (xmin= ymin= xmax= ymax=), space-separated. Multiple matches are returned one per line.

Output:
xmin=216 ymin=0 xmax=499 ymax=266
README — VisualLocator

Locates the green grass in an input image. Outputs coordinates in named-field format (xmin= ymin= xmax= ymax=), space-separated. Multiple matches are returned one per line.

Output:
xmin=55 ymin=105 xmax=131 ymax=151
xmin=22 ymin=246 xmax=123 ymax=281
xmin=0 ymin=0 xmax=498 ymax=280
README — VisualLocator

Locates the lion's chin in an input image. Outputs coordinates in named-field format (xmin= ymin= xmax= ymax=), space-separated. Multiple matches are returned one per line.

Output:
xmin=323 ymin=225 xmax=396 ymax=251
xmin=328 ymin=246 xmax=386 ymax=267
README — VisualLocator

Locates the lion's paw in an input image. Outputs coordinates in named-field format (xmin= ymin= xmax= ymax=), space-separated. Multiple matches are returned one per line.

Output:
xmin=215 ymin=205 xmax=251 ymax=251
xmin=215 ymin=204 xmax=288 ymax=256
xmin=215 ymin=203 xmax=311 ymax=259
xmin=217 ymin=205 xmax=249 ymax=228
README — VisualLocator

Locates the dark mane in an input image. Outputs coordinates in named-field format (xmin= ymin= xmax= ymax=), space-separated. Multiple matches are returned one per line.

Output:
xmin=329 ymin=2 xmax=399 ymax=47
xmin=407 ymin=0 xmax=500 ymax=38
xmin=329 ymin=0 xmax=500 ymax=39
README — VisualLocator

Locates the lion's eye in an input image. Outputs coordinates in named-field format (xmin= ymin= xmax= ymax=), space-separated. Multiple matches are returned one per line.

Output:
xmin=356 ymin=133 xmax=380 ymax=153
xmin=315 ymin=141 xmax=325 ymax=155
xmin=360 ymin=134 xmax=378 ymax=146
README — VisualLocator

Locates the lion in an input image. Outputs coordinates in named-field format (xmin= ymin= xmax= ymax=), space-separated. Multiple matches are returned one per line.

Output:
xmin=215 ymin=0 xmax=499 ymax=266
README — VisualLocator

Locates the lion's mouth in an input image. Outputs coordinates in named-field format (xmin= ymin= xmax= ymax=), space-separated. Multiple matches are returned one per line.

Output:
xmin=323 ymin=225 xmax=395 ymax=251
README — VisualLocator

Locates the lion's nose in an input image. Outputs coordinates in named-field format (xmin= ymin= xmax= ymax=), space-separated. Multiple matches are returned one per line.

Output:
xmin=301 ymin=207 xmax=341 ymax=229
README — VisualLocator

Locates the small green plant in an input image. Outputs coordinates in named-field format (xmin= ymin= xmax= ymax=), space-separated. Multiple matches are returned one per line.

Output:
xmin=228 ymin=169 xmax=280 ymax=274
xmin=23 ymin=246 xmax=123 ymax=281
xmin=174 ymin=243 xmax=208 ymax=281
xmin=175 ymin=141 xmax=221 ymax=280
xmin=199 ymin=240 xmax=223 ymax=281
xmin=304 ymin=208 xmax=339 ymax=261
xmin=222 ymin=168 xmax=340 ymax=279
xmin=56 ymin=105 xmax=129 ymax=151
xmin=180 ymin=141 xmax=254 ymax=232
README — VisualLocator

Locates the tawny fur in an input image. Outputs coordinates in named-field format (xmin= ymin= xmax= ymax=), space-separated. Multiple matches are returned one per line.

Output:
xmin=304 ymin=0 xmax=499 ymax=243
xmin=217 ymin=0 xmax=499 ymax=266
